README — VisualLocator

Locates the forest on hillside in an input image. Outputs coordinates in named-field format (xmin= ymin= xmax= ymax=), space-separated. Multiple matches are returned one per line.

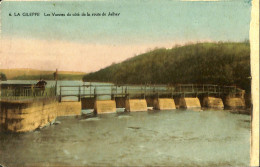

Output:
xmin=83 ymin=42 xmax=250 ymax=92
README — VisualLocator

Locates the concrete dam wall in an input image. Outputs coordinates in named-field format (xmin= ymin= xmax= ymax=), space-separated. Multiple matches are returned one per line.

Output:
xmin=203 ymin=97 xmax=224 ymax=109
xmin=179 ymin=97 xmax=201 ymax=109
xmin=125 ymin=99 xmax=148 ymax=112
xmin=224 ymin=97 xmax=246 ymax=109
xmin=0 ymin=99 xmax=81 ymax=133
xmin=153 ymin=98 xmax=176 ymax=110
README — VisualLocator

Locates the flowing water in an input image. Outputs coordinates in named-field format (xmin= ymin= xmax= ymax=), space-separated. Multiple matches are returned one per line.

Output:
xmin=0 ymin=109 xmax=250 ymax=167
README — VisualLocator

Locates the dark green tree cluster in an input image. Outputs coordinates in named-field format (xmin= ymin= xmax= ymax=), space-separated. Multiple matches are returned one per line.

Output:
xmin=83 ymin=42 xmax=250 ymax=92
xmin=0 ymin=73 xmax=7 ymax=81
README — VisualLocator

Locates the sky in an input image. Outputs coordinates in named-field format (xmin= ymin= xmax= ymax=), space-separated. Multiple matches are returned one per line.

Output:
xmin=0 ymin=0 xmax=251 ymax=72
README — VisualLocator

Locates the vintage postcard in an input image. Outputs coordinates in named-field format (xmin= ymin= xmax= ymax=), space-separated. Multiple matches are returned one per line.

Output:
xmin=0 ymin=0 xmax=259 ymax=166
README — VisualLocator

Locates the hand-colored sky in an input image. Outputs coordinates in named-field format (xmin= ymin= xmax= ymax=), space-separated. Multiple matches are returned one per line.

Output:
xmin=0 ymin=0 xmax=251 ymax=72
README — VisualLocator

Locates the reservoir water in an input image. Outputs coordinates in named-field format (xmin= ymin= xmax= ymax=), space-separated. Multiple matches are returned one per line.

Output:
xmin=0 ymin=109 xmax=250 ymax=167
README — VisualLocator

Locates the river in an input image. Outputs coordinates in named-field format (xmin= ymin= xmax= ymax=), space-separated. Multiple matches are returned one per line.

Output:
xmin=0 ymin=110 xmax=250 ymax=167
xmin=0 ymin=80 xmax=251 ymax=166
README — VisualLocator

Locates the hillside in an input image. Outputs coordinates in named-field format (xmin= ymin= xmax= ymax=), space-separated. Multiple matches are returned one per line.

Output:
xmin=83 ymin=42 xmax=250 ymax=92
xmin=0 ymin=68 xmax=85 ymax=80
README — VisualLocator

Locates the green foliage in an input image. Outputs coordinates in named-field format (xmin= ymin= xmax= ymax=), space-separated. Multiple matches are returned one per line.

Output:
xmin=0 ymin=73 xmax=7 ymax=81
xmin=13 ymin=74 xmax=84 ymax=80
xmin=83 ymin=42 xmax=251 ymax=92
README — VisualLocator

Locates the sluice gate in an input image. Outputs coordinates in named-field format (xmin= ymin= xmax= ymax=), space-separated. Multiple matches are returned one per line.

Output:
xmin=59 ymin=84 xmax=246 ymax=113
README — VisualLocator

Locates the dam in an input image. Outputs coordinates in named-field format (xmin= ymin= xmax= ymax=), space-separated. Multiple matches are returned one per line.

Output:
xmin=60 ymin=84 xmax=246 ymax=113
xmin=0 ymin=83 xmax=247 ymax=133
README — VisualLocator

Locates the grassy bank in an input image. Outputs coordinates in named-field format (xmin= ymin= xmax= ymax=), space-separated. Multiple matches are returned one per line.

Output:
xmin=0 ymin=68 xmax=85 ymax=81
xmin=13 ymin=74 xmax=84 ymax=80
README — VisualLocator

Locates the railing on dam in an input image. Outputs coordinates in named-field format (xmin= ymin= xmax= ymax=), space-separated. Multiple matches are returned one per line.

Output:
xmin=59 ymin=84 xmax=244 ymax=102
xmin=0 ymin=83 xmax=243 ymax=102
xmin=0 ymin=86 xmax=56 ymax=101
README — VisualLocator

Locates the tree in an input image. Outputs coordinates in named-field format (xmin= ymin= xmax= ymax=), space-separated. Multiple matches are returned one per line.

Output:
xmin=0 ymin=73 xmax=7 ymax=81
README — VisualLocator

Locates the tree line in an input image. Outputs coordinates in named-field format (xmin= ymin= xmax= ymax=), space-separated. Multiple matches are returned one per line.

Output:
xmin=84 ymin=42 xmax=250 ymax=92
